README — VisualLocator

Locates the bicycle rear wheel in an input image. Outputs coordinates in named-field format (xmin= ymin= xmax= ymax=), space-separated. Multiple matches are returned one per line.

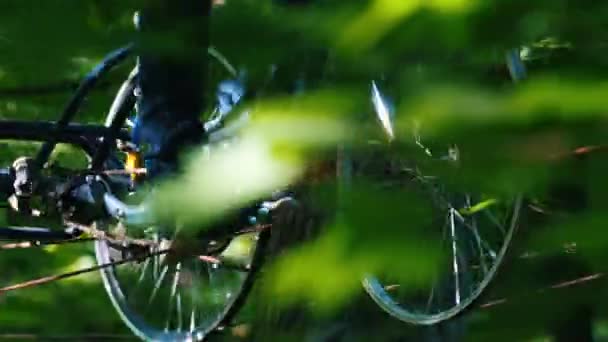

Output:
xmin=95 ymin=67 xmax=266 ymax=341
xmin=95 ymin=227 xmax=266 ymax=341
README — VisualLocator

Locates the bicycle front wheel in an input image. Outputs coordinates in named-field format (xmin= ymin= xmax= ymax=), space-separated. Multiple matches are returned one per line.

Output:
xmin=361 ymin=180 xmax=522 ymax=325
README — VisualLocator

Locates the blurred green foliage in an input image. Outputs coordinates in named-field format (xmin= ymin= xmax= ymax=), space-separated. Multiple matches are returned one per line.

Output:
xmin=2 ymin=0 xmax=608 ymax=341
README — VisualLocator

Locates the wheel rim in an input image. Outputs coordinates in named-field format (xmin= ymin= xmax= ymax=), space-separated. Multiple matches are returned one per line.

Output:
xmin=363 ymin=190 xmax=522 ymax=325
xmin=348 ymin=143 xmax=522 ymax=325
xmin=97 ymin=56 xmax=260 ymax=340
xmin=95 ymin=227 xmax=261 ymax=341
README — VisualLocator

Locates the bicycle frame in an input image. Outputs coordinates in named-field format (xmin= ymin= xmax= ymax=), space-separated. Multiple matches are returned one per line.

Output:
xmin=0 ymin=43 xmax=253 ymax=245
xmin=0 ymin=46 xmax=135 ymax=243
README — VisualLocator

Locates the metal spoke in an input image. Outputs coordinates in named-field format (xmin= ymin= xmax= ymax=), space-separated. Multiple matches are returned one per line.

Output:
xmin=137 ymin=258 xmax=151 ymax=285
xmin=148 ymin=265 xmax=169 ymax=306
xmin=471 ymin=218 xmax=489 ymax=276
xmin=453 ymin=208 xmax=498 ymax=261
xmin=189 ymin=309 xmax=197 ymax=334
xmin=205 ymin=261 xmax=221 ymax=319
xmin=425 ymin=283 xmax=437 ymax=314
xmin=191 ymin=259 xmax=202 ymax=333
xmin=462 ymin=195 xmax=489 ymax=276
xmin=449 ymin=208 xmax=461 ymax=306
xmin=153 ymin=235 xmax=160 ymax=280
xmin=165 ymin=263 xmax=182 ymax=332
xmin=175 ymin=265 xmax=184 ymax=332
xmin=176 ymin=292 xmax=183 ymax=332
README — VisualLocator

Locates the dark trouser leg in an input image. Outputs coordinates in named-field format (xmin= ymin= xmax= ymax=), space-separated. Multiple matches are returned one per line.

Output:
xmin=135 ymin=0 xmax=211 ymax=175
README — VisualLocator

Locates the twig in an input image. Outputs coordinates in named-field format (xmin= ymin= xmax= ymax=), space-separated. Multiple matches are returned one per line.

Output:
xmin=236 ymin=223 xmax=272 ymax=235
xmin=0 ymin=249 xmax=169 ymax=294
xmin=0 ymin=333 xmax=134 ymax=340
xmin=479 ymin=272 xmax=605 ymax=309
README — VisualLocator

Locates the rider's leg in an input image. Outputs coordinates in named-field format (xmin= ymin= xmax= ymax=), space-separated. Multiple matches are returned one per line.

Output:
xmin=134 ymin=0 xmax=212 ymax=177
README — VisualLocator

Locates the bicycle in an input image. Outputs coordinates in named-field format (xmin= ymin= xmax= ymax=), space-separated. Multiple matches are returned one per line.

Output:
xmin=0 ymin=42 xmax=272 ymax=341
xmin=0 ymin=0 xmax=546 ymax=332
xmin=352 ymin=49 xmax=527 ymax=325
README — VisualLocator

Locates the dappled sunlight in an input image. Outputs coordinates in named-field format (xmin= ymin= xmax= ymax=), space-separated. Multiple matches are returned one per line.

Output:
xmin=260 ymin=181 xmax=446 ymax=313
xmin=398 ymin=78 xmax=608 ymax=140
xmin=3 ymin=0 xmax=608 ymax=340
xmin=245 ymin=90 xmax=361 ymax=147
xmin=150 ymin=90 xmax=364 ymax=228
xmin=151 ymin=134 xmax=304 ymax=228
xmin=338 ymin=0 xmax=478 ymax=53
